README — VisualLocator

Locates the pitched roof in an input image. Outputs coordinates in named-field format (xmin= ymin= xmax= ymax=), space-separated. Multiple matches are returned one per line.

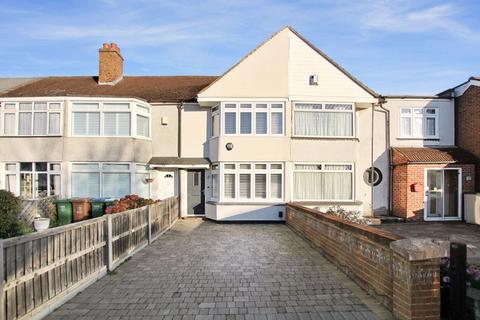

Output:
xmin=392 ymin=147 xmax=477 ymax=165
xmin=0 ymin=76 xmax=217 ymax=103
xmin=199 ymin=26 xmax=379 ymax=98
xmin=0 ymin=78 xmax=39 ymax=94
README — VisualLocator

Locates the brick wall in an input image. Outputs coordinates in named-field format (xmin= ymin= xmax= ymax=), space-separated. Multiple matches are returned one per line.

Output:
xmin=392 ymin=163 xmax=475 ymax=220
xmin=99 ymin=43 xmax=124 ymax=84
xmin=456 ymin=85 xmax=480 ymax=190
xmin=286 ymin=203 xmax=444 ymax=320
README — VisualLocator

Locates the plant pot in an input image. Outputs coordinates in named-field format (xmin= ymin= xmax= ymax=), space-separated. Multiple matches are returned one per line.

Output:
xmin=34 ymin=218 xmax=50 ymax=232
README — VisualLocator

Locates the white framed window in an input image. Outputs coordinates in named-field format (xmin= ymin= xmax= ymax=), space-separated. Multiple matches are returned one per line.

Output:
xmin=400 ymin=107 xmax=438 ymax=139
xmin=293 ymin=103 xmax=354 ymax=138
xmin=212 ymin=162 xmax=283 ymax=202
xmin=71 ymin=101 xmax=151 ymax=138
xmin=1 ymin=101 xmax=63 ymax=136
xmin=220 ymin=102 xmax=284 ymax=136
xmin=211 ymin=105 xmax=220 ymax=137
xmin=293 ymin=163 xmax=354 ymax=201
xmin=70 ymin=162 xmax=150 ymax=199
xmin=5 ymin=162 xmax=61 ymax=199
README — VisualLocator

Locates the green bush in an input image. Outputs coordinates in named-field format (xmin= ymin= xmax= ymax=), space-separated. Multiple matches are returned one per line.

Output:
xmin=0 ymin=190 xmax=32 ymax=238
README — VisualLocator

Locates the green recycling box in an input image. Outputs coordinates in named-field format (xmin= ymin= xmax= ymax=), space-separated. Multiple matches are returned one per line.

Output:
xmin=55 ymin=199 xmax=73 ymax=225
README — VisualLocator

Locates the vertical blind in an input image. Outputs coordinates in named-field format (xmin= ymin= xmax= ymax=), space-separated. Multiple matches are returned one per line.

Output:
xmin=49 ymin=113 xmax=61 ymax=134
xmin=104 ymin=112 xmax=130 ymax=136
xmin=271 ymin=113 xmax=283 ymax=134
xmin=255 ymin=112 xmax=267 ymax=134
xmin=221 ymin=103 xmax=283 ymax=135
xmin=270 ymin=174 xmax=282 ymax=199
xmin=73 ymin=112 xmax=100 ymax=135
xmin=136 ymin=115 xmax=149 ymax=137
xmin=224 ymin=174 xmax=236 ymax=198
xmin=71 ymin=172 xmax=101 ymax=198
xmin=224 ymin=113 xmax=236 ymax=134
xmin=240 ymin=112 xmax=252 ymax=134
xmin=239 ymin=174 xmax=251 ymax=198
xmin=254 ymin=174 xmax=267 ymax=199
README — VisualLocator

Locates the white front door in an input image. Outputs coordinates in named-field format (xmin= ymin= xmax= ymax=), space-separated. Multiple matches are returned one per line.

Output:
xmin=424 ymin=168 xmax=462 ymax=220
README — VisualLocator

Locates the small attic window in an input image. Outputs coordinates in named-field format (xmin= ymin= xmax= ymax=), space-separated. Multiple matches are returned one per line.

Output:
xmin=309 ymin=74 xmax=318 ymax=86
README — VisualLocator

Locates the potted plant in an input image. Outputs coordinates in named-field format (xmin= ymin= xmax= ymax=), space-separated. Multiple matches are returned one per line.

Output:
xmin=33 ymin=215 xmax=50 ymax=232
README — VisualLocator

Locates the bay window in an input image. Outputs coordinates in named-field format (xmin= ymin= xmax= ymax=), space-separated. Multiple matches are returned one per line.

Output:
xmin=293 ymin=103 xmax=354 ymax=137
xmin=211 ymin=162 xmax=283 ymax=202
xmin=400 ymin=108 xmax=438 ymax=138
xmin=71 ymin=162 xmax=149 ymax=199
xmin=293 ymin=163 xmax=353 ymax=201
xmin=219 ymin=102 xmax=284 ymax=136
xmin=1 ymin=101 xmax=63 ymax=136
xmin=71 ymin=101 xmax=151 ymax=138
xmin=4 ymin=162 xmax=61 ymax=199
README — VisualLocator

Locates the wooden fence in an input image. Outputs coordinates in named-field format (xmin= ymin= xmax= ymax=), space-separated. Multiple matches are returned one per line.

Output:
xmin=0 ymin=197 xmax=179 ymax=320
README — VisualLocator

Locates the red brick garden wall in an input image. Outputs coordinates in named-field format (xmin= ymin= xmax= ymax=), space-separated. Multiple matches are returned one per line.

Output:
xmin=392 ymin=163 xmax=475 ymax=220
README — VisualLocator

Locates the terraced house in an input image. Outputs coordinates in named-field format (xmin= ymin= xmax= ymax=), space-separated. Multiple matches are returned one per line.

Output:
xmin=0 ymin=26 xmax=476 ymax=221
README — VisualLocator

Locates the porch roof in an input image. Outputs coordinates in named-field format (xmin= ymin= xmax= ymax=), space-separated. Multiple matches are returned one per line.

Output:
xmin=392 ymin=147 xmax=477 ymax=165
xmin=148 ymin=157 xmax=210 ymax=169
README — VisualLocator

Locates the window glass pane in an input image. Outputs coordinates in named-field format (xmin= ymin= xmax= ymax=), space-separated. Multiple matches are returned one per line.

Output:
xmin=412 ymin=117 xmax=423 ymax=136
xmin=103 ymin=163 xmax=130 ymax=171
xmin=224 ymin=174 xmax=235 ymax=199
xmin=240 ymin=112 xmax=252 ymax=134
xmin=239 ymin=174 xmax=251 ymax=199
xmin=295 ymin=103 xmax=322 ymax=110
xmin=20 ymin=173 xmax=33 ymax=198
xmin=413 ymin=108 xmax=423 ymax=115
xmin=426 ymin=118 xmax=436 ymax=136
xmin=104 ymin=112 xmax=117 ymax=136
xmin=255 ymin=112 xmax=267 ymax=134
xmin=240 ymin=104 xmax=252 ymax=109
xmin=270 ymin=164 xmax=282 ymax=170
xmin=50 ymin=163 xmax=61 ymax=171
xmin=271 ymin=104 xmax=283 ymax=109
xmin=33 ymin=112 xmax=47 ymax=135
xmin=136 ymin=115 xmax=149 ymax=137
xmin=4 ymin=103 xmax=16 ymax=110
xmin=255 ymin=164 xmax=267 ymax=170
xmin=254 ymin=174 xmax=267 ymax=199
xmin=6 ymin=174 xmax=16 ymax=193
xmin=135 ymin=173 xmax=149 ymax=198
xmin=426 ymin=109 xmax=437 ymax=115
xmin=212 ymin=113 xmax=219 ymax=137
xmin=256 ymin=103 xmax=267 ymax=109
xmin=270 ymin=174 xmax=282 ymax=199
xmin=295 ymin=164 xmax=321 ymax=170
xmin=271 ymin=112 xmax=283 ymax=134
xmin=117 ymin=113 xmax=131 ymax=136
xmin=36 ymin=173 xmax=48 ymax=198
xmin=324 ymin=104 xmax=352 ymax=110
xmin=49 ymin=174 xmax=61 ymax=196
xmin=87 ymin=113 xmax=100 ymax=135
xmin=19 ymin=103 xmax=32 ymax=111
xmin=49 ymin=113 xmax=61 ymax=134
xmin=294 ymin=111 xmax=352 ymax=136
xmin=34 ymin=102 xmax=47 ymax=111
xmin=35 ymin=162 xmax=48 ymax=171
xmin=224 ymin=164 xmax=235 ymax=170
xmin=401 ymin=109 xmax=411 ymax=114
xmin=3 ymin=113 xmax=15 ymax=135
xmin=211 ymin=173 xmax=219 ymax=199
xmin=49 ymin=103 xmax=61 ymax=110
xmin=72 ymin=172 xmax=100 ymax=198
xmin=294 ymin=171 xmax=352 ymax=200
xmin=224 ymin=104 xmax=236 ymax=109
xmin=401 ymin=117 xmax=411 ymax=136
xmin=224 ymin=112 xmax=236 ymax=134
xmin=324 ymin=164 xmax=351 ymax=171
xmin=6 ymin=164 xmax=16 ymax=171
xmin=239 ymin=164 xmax=251 ymax=170
xmin=72 ymin=163 xmax=99 ymax=171
xmin=103 ymin=103 xmax=130 ymax=110
xmin=73 ymin=112 xmax=100 ymax=135
xmin=18 ymin=113 xmax=32 ymax=135
xmin=103 ymin=173 xmax=130 ymax=198
xmin=20 ymin=162 xmax=32 ymax=171
xmin=72 ymin=103 xmax=100 ymax=110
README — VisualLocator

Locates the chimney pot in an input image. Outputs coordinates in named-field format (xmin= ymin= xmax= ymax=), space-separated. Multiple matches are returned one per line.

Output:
xmin=98 ymin=42 xmax=123 ymax=85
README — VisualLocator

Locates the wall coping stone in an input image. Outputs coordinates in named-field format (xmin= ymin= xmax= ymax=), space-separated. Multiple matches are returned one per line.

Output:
xmin=390 ymin=238 xmax=448 ymax=261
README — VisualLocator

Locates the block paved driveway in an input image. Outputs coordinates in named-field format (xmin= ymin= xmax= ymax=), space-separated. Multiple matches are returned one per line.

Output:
xmin=47 ymin=219 xmax=390 ymax=320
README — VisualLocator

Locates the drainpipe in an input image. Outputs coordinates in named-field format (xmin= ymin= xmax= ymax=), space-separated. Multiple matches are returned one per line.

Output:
xmin=371 ymin=103 xmax=375 ymax=216
xmin=376 ymin=96 xmax=392 ymax=216
xmin=177 ymin=103 xmax=183 ymax=158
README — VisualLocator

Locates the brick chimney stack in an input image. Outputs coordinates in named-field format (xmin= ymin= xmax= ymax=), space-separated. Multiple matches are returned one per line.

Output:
xmin=98 ymin=43 xmax=124 ymax=85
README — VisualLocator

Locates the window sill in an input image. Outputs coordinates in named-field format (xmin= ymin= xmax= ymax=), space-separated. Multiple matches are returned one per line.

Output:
xmin=397 ymin=137 xmax=439 ymax=141
xmin=207 ymin=201 xmax=285 ymax=206
xmin=291 ymin=136 xmax=359 ymax=141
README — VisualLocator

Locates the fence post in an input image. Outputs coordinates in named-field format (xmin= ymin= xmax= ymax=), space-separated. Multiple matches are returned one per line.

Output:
xmin=106 ymin=214 xmax=113 ymax=271
xmin=449 ymin=242 xmax=467 ymax=319
xmin=0 ymin=240 xmax=5 ymax=320
xmin=169 ymin=198 xmax=172 ymax=227
xmin=147 ymin=206 xmax=152 ymax=244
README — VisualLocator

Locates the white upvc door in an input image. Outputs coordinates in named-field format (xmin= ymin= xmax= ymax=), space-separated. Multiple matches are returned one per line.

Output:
xmin=424 ymin=168 xmax=462 ymax=221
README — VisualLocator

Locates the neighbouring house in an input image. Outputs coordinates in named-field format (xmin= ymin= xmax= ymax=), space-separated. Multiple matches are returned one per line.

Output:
xmin=0 ymin=26 xmax=475 ymax=221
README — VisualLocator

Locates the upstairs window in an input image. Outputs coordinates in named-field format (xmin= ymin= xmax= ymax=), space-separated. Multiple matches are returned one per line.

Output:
xmin=293 ymin=103 xmax=354 ymax=138
xmin=1 ymin=101 xmax=63 ymax=136
xmin=400 ymin=108 xmax=438 ymax=139
xmin=71 ymin=101 xmax=150 ymax=138
xmin=220 ymin=102 xmax=284 ymax=136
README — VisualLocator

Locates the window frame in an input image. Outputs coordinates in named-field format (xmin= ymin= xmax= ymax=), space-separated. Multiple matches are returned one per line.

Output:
xmin=1 ymin=101 xmax=64 ymax=136
xmin=399 ymin=107 xmax=439 ymax=139
xmin=291 ymin=162 xmax=355 ymax=202
xmin=219 ymin=102 xmax=284 ymax=137
xmin=4 ymin=162 xmax=62 ymax=199
xmin=292 ymin=102 xmax=356 ymax=138
xmin=212 ymin=162 xmax=284 ymax=203
xmin=70 ymin=100 xmax=151 ymax=139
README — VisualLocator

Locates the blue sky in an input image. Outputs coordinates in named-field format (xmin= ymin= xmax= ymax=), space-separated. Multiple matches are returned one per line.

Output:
xmin=0 ymin=0 xmax=479 ymax=94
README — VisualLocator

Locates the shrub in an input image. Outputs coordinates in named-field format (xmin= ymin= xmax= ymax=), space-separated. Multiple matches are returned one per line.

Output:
xmin=325 ymin=206 xmax=368 ymax=225
xmin=0 ymin=190 xmax=32 ymax=238
xmin=105 ymin=194 xmax=157 ymax=214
